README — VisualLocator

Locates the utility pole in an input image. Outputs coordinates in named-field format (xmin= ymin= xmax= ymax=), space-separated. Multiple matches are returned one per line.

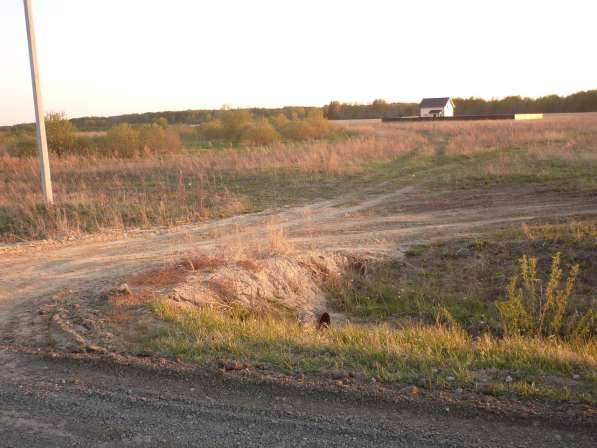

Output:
xmin=23 ymin=0 xmax=53 ymax=204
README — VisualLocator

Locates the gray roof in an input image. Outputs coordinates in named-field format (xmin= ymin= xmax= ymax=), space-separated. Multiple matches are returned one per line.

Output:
xmin=420 ymin=97 xmax=451 ymax=108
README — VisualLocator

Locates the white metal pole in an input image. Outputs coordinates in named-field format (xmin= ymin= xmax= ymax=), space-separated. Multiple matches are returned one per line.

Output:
xmin=23 ymin=0 xmax=53 ymax=204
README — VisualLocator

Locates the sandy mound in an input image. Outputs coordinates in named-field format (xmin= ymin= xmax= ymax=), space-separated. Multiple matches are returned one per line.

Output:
xmin=41 ymin=251 xmax=356 ymax=353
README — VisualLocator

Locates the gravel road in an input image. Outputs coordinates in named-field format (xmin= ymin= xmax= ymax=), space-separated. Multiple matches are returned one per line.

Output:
xmin=1 ymin=349 xmax=595 ymax=447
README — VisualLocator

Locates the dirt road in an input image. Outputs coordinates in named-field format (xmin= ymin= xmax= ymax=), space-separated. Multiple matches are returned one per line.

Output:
xmin=1 ymin=349 xmax=595 ymax=447
xmin=1 ymin=184 xmax=596 ymax=446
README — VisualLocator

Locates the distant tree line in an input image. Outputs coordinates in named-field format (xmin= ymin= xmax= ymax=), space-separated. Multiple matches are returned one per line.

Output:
xmin=324 ymin=100 xmax=418 ymax=120
xmin=323 ymin=90 xmax=597 ymax=119
xmin=454 ymin=90 xmax=597 ymax=115
xmin=3 ymin=89 xmax=594 ymax=137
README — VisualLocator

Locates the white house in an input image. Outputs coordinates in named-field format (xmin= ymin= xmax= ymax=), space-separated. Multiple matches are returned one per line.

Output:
xmin=419 ymin=97 xmax=454 ymax=118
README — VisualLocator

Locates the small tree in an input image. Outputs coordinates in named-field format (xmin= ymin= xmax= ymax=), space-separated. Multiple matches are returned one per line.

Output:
xmin=45 ymin=112 xmax=75 ymax=157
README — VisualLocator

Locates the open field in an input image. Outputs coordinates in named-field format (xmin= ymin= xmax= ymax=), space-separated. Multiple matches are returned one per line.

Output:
xmin=2 ymin=113 xmax=596 ymax=242
xmin=1 ymin=114 xmax=596 ymax=443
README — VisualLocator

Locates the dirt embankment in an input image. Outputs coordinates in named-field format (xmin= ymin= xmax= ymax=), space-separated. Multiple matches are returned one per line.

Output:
xmin=35 ymin=250 xmax=357 ymax=354
xmin=167 ymin=252 xmax=349 ymax=320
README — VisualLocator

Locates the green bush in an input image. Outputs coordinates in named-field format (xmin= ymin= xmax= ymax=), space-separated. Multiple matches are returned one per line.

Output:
xmin=46 ymin=112 xmax=75 ymax=157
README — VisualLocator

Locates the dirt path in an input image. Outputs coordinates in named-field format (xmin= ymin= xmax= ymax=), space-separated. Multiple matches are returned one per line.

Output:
xmin=1 ymin=348 xmax=595 ymax=447
xmin=1 ymin=184 xmax=596 ymax=348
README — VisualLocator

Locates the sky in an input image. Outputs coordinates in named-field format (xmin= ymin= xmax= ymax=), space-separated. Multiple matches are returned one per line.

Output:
xmin=1 ymin=0 xmax=596 ymax=126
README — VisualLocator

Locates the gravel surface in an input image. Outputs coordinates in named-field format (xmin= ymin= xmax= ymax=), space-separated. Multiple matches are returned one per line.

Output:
xmin=1 ymin=349 xmax=595 ymax=447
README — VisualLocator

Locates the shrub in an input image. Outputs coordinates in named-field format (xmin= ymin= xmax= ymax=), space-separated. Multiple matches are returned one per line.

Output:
xmin=497 ymin=253 xmax=595 ymax=339
xmin=269 ymin=113 xmax=290 ymax=129
xmin=305 ymin=109 xmax=331 ymax=136
xmin=198 ymin=120 xmax=225 ymax=141
xmin=138 ymin=124 xmax=181 ymax=155
xmin=280 ymin=120 xmax=316 ymax=141
xmin=220 ymin=109 xmax=252 ymax=141
xmin=279 ymin=110 xmax=331 ymax=141
xmin=97 ymin=123 xmax=181 ymax=157
xmin=102 ymin=123 xmax=140 ymax=157
xmin=241 ymin=120 xmax=280 ymax=146
xmin=195 ymin=109 xmax=333 ymax=145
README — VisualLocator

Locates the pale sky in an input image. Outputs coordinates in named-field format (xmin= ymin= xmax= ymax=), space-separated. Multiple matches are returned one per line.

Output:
xmin=1 ymin=0 xmax=596 ymax=126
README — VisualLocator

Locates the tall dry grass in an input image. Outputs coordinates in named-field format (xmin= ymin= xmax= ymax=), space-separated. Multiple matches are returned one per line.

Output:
xmin=353 ymin=113 xmax=597 ymax=180
xmin=0 ymin=131 xmax=423 ymax=241
xmin=348 ymin=113 xmax=597 ymax=159
xmin=2 ymin=113 xmax=596 ymax=242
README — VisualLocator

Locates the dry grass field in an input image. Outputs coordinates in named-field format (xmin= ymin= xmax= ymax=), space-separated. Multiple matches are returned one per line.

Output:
xmin=1 ymin=113 xmax=596 ymax=242
xmin=1 ymin=113 xmax=596 ymax=407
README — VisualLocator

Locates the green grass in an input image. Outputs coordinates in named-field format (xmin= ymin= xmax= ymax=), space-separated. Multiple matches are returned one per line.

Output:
xmin=147 ymin=301 xmax=597 ymax=403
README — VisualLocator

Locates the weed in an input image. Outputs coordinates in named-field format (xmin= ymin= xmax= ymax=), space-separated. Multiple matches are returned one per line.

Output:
xmin=497 ymin=253 xmax=595 ymax=339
